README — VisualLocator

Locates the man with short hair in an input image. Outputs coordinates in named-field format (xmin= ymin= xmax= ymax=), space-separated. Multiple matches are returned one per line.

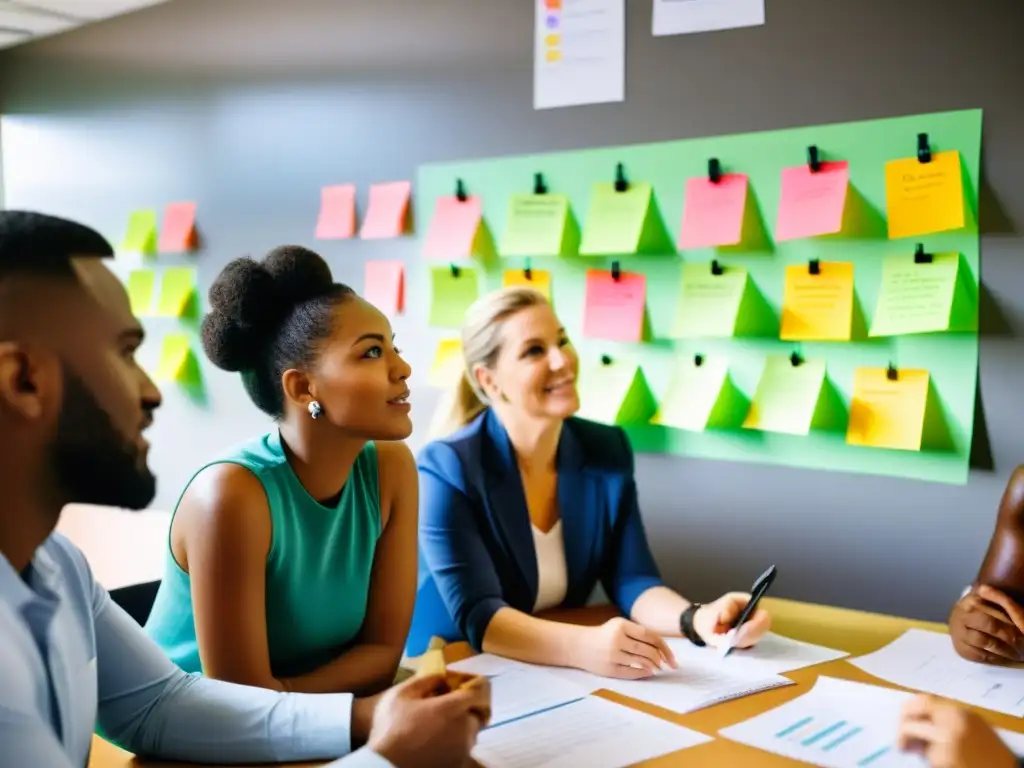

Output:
xmin=0 ymin=210 xmax=489 ymax=768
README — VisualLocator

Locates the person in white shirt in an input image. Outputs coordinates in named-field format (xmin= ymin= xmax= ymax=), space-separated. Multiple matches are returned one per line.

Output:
xmin=0 ymin=210 xmax=490 ymax=768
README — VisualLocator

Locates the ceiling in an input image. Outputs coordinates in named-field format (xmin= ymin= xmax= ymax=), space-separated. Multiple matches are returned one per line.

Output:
xmin=0 ymin=0 xmax=168 ymax=50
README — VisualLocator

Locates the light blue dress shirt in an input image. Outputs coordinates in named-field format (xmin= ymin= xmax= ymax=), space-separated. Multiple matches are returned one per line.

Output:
xmin=0 ymin=532 xmax=393 ymax=768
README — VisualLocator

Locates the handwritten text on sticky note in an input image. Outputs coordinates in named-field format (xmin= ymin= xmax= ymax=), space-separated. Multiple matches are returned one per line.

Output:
xmin=775 ymin=161 xmax=849 ymax=241
xmin=885 ymin=151 xmax=965 ymax=240
xmin=847 ymin=368 xmax=930 ymax=451
xmin=780 ymin=261 xmax=854 ymax=341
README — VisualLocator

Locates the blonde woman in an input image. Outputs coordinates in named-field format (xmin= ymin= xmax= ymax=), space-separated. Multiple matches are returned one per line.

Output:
xmin=406 ymin=286 xmax=771 ymax=678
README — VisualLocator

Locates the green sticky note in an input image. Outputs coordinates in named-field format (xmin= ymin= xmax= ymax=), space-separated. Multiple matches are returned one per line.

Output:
xmin=652 ymin=356 xmax=746 ymax=431
xmin=743 ymin=355 xmax=828 ymax=436
xmin=122 ymin=209 xmax=158 ymax=254
xmin=672 ymin=263 xmax=748 ymax=337
xmin=155 ymin=267 xmax=196 ymax=317
xmin=126 ymin=269 xmax=156 ymax=316
xmin=154 ymin=334 xmax=195 ymax=382
xmin=500 ymin=193 xmax=570 ymax=257
xmin=869 ymin=252 xmax=974 ymax=336
xmin=579 ymin=182 xmax=654 ymax=256
xmin=429 ymin=267 xmax=479 ymax=328
xmin=577 ymin=357 xmax=656 ymax=425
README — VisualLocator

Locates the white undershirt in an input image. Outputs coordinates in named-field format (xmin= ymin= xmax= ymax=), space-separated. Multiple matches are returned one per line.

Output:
xmin=532 ymin=520 xmax=569 ymax=612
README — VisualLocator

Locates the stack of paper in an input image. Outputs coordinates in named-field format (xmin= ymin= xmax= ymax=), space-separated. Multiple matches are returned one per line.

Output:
xmin=850 ymin=629 xmax=1024 ymax=716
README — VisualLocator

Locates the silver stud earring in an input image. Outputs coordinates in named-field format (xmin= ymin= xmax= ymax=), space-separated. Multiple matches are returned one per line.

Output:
xmin=308 ymin=400 xmax=322 ymax=419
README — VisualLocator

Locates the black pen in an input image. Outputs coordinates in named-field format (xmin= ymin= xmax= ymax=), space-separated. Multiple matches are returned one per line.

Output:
xmin=720 ymin=564 xmax=777 ymax=658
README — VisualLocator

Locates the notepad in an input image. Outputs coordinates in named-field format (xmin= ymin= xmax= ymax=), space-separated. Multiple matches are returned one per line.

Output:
xmin=850 ymin=629 xmax=1024 ymax=717
xmin=473 ymin=696 xmax=712 ymax=768
xmin=666 ymin=632 xmax=848 ymax=678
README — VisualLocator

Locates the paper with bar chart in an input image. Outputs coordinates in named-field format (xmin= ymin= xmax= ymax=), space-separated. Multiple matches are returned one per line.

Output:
xmin=720 ymin=676 xmax=928 ymax=767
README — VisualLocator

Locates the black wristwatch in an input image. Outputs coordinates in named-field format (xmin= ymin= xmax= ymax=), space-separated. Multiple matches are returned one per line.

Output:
xmin=680 ymin=603 xmax=706 ymax=647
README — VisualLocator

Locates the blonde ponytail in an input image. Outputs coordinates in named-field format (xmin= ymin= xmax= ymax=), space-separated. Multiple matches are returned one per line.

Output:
xmin=428 ymin=285 xmax=549 ymax=439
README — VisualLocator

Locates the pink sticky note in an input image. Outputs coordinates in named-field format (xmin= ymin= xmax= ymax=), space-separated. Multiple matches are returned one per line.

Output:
xmin=775 ymin=161 xmax=849 ymax=241
xmin=363 ymin=261 xmax=405 ymax=316
xmin=360 ymin=181 xmax=412 ymax=239
xmin=315 ymin=184 xmax=357 ymax=240
xmin=422 ymin=196 xmax=482 ymax=260
xmin=159 ymin=202 xmax=197 ymax=253
xmin=678 ymin=173 xmax=748 ymax=249
xmin=583 ymin=269 xmax=646 ymax=342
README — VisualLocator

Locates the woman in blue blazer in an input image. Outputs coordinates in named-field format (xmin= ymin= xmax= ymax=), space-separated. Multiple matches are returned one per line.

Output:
xmin=407 ymin=286 xmax=771 ymax=679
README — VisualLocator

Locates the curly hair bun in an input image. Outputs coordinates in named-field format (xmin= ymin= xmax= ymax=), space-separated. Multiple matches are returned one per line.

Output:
xmin=201 ymin=246 xmax=334 ymax=372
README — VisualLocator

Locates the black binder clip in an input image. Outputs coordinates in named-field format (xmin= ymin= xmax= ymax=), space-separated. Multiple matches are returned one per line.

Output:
xmin=913 ymin=243 xmax=932 ymax=264
xmin=611 ymin=260 xmax=621 ymax=281
xmin=601 ymin=354 xmax=613 ymax=366
xmin=917 ymin=133 xmax=931 ymax=164
xmin=450 ymin=264 xmax=460 ymax=277
xmin=789 ymin=351 xmax=802 ymax=367
xmin=455 ymin=178 xmax=467 ymax=202
xmin=694 ymin=354 xmax=704 ymax=367
xmin=614 ymin=162 xmax=628 ymax=192
xmin=533 ymin=172 xmax=547 ymax=195
xmin=807 ymin=145 xmax=821 ymax=173
xmin=524 ymin=259 xmax=533 ymax=280
xmin=708 ymin=158 xmax=722 ymax=184
xmin=886 ymin=363 xmax=898 ymax=381
xmin=809 ymin=259 xmax=821 ymax=275
xmin=711 ymin=259 xmax=724 ymax=276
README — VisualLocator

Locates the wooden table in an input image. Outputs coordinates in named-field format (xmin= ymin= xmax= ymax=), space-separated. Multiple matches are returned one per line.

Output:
xmin=89 ymin=596 xmax=1023 ymax=767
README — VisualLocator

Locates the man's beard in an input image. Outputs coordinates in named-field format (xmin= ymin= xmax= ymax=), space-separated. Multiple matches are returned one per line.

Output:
xmin=47 ymin=369 xmax=156 ymax=510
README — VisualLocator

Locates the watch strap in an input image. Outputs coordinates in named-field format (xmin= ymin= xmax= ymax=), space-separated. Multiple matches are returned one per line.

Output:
xmin=680 ymin=603 xmax=706 ymax=647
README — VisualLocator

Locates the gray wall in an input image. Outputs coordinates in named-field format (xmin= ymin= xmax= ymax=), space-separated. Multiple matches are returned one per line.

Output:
xmin=1 ymin=0 xmax=1022 ymax=622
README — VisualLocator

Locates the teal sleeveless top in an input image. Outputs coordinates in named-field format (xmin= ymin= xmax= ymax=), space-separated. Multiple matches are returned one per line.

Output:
xmin=144 ymin=431 xmax=382 ymax=678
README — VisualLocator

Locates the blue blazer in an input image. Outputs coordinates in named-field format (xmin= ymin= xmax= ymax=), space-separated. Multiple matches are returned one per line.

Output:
xmin=405 ymin=408 xmax=664 ymax=656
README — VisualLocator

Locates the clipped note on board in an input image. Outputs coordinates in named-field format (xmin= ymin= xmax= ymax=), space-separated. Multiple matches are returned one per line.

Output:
xmin=159 ymin=202 xmax=197 ymax=253
xmin=775 ymin=161 xmax=849 ymax=241
xmin=429 ymin=266 xmax=479 ymax=328
xmin=423 ymin=196 xmax=483 ymax=260
xmin=576 ymin=357 xmax=655 ymax=426
xmin=360 ymin=181 xmax=412 ymax=239
xmin=885 ymin=151 xmax=965 ymax=240
xmin=743 ymin=355 xmax=828 ymax=436
xmin=653 ymin=356 xmax=744 ymax=431
xmin=126 ymin=270 xmax=156 ymax=316
xmin=122 ymin=209 xmax=158 ymax=254
xmin=154 ymin=334 xmax=197 ymax=383
xmin=579 ymin=182 xmax=653 ymax=255
xmin=869 ymin=252 xmax=971 ymax=336
xmin=428 ymin=339 xmax=465 ymax=387
xmin=502 ymin=268 xmax=552 ymax=300
xmin=363 ymin=261 xmax=404 ymax=316
xmin=847 ymin=367 xmax=930 ymax=451
xmin=155 ymin=267 xmax=196 ymax=317
xmin=582 ymin=268 xmax=646 ymax=342
xmin=678 ymin=174 xmax=748 ymax=249
xmin=315 ymin=184 xmax=357 ymax=240
xmin=500 ymin=194 xmax=570 ymax=257
xmin=671 ymin=263 xmax=747 ymax=338
xmin=780 ymin=261 xmax=855 ymax=341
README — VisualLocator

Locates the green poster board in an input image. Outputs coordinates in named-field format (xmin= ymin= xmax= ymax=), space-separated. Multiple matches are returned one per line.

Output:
xmin=415 ymin=109 xmax=982 ymax=485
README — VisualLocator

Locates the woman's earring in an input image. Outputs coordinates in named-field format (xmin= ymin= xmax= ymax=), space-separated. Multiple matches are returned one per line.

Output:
xmin=499 ymin=391 xmax=510 ymax=403
xmin=308 ymin=400 xmax=322 ymax=420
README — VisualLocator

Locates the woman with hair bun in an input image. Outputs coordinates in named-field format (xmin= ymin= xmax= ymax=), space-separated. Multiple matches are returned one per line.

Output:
xmin=145 ymin=245 xmax=418 ymax=696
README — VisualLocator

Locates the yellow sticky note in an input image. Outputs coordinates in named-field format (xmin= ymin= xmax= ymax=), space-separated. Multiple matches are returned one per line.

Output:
xmin=743 ymin=355 xmax=827 ymax=436
xmin=780 ymin=261 xmax=854 ymax=341
xmin=500 ymin=194 xmax=570 ymax=257
xmin=869 ymin=252 xmax=962 ymax=336
xmin=885 ymin=150 xmax=966 ymax=239
xmin=847 ymin=368 xmax=930 ymax=451
xmin=579 ymin=182 xmax=653 ymax=256
xmin=576 ymin=357 xmax=655 ymax=425
xmin=155 ymin=267 xmax=197 ymax=317
xmin=653 ymin=356 xmax=732 ymax=431
xmin=122 ymin=209 xmax=158 ymax=254
xmin=672 ymin=263 xmax=747 ymax=338
xmin=502 ymin=268 xmax=552 ymax=300
xmin=155 ymin=335 xmax=192 ymax=382
xmin=428 ymin=339 xmax=465 ymax=387
xmin=126 ymin=270 xmax=156 ymax=316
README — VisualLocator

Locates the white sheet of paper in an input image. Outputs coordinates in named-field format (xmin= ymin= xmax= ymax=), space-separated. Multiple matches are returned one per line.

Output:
xmin=850 ymin=629 xmax=1024 ymax=717
xmin=652 ymin=0 xmax=765 ymax=36
xmin=448 ymin=653 xmax=530 ymax=677
xmin=534 ymin=0 xmax=625 ymax=110
xmin=667 ymin=631 xmax=848 ymax=677
xmin=473 ymin=695 xmax=712 ymax=767
xmin=472 ymin=666 xmax=590 ymax=728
